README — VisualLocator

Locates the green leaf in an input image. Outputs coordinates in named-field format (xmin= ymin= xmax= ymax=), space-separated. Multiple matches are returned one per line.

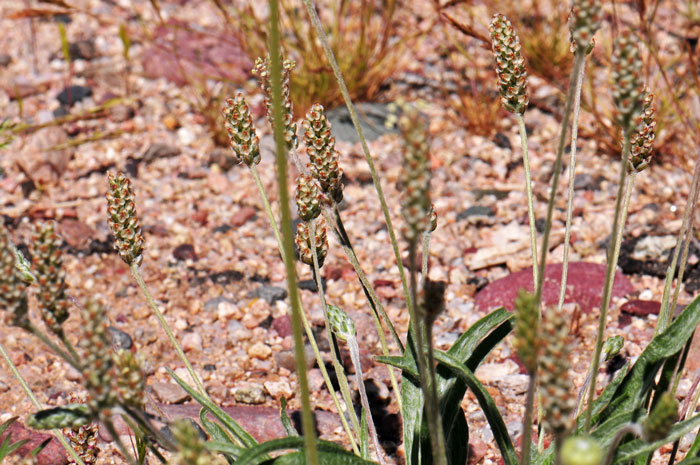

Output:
xmin=280 ymin=398 xmax=299 ymax=438
xmin=613 ymin=414 xmax=700 ymax=464
xmin=168 ymin=368 xmax=257 ymax=448
xmin=233 ymin=437 xmax=371 ymax=465
xmin=26 ymin=404 xmax=91 ymax=429
xmin=399 ymin=330 xmax=426 ymax=465
xmin=199 ymin=407 xmax=241 ymax=460
xmin=360 ymin=405 xmax=369 ymax=460
xmin=207 ymin=440 xmax=246 ymax=459
xmin=575 ymin=362 xmax=630 ymax=430
xmin=600 ymin=295 xmax=700 ymax=421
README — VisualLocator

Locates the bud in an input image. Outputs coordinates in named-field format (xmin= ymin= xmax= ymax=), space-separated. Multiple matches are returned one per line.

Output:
xmin=222 ymin=93 xmax=261 ymax=167
xmin=31 ymin=222 xmax=70 ymax=335
xmin=513 ymin=289 xmax=539 ymax=374
xmin=539 ymin=308 xmax=576 ymax=437
xmin=489 ymin=14 xmax=529 ymax=114
xmin=295 ymin=173 xmax=323 ymax=222
xmin=114 ymin=349 xmax=145 ymax=410
xmin=560 ymin=435 xmax=603 ymax=465
xmin=628 ymin=88 xmax=656 ymax=173
xmin=252 ymin=56 xmax=298 ymax=150
xmin=0 ymin=227 xmax=30 ymax=330
xmin=326 ymin=304 xmax=356 ymax=342
xmin=428 ymin=204 xmax=438 ymax=233
xmin=568 ymin=0 xmax=602 ymax=54
xmin=295 ymin=219 xmax=328 ymax=268
xmin=612 ymin=30 xmax=645 ymax=131
xmin=106 ymin=172 xmax=144 ymax=267
xmin=643 ymin=392 xmax=678 ymax=442
xmin=399 ymin=106 xmax=431 ymax=244
xmin=80 ymin=300 xmax=117 ymax=414
xmin=302 ymin=104 xmax=344 ymax=203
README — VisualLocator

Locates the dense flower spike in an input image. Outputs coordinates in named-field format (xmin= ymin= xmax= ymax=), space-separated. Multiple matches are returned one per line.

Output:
xmin=295 ymin=173 xmax=323 ymax=222
xmin=612 ymin=30 xmax=645 ymax=131
xmin=295 ymin=219 xmax=328 ymax=268
xmin=222 ymin=93 xmax=261 ymax=167
xmin=252 ymin=56 xmax=298 ymax=150
xmin=513 ymin=289 xmax=539 ymax=374
xmin=399 ymin=106 xmax=431 ymax=243
xmin=169 ymin=419 xmax=228 ymax=465
xmin=303 ymin=104 xmax=344 ymax=203
xmin=0 ymin=227 xmax=30 ymax=330
xmin=106 ymin=172 xmax=144 ymax=267
xmin=642 ymin=392 xmax=678 ymax=442
xmin=79 ymin=300 xmax=117 ymax=414
xmin=64 ymin=396 xmax=100 ymax=465
xmin=539 ymin=309 xmax=576 ymax=437
xmin=628 ymin=89 xmax=657 ymax=173
xmin=31 ymin=222 xmax=70 ymax=335
xmin=114 ymin=349 xmax=145 ymax=409
xmin=489 ymin=14 xmax=529 ymax=114
xmin=568 ymin=0 xmax=602 ymax=54
xmin=326 ymin=304 xmax=356 ymax=342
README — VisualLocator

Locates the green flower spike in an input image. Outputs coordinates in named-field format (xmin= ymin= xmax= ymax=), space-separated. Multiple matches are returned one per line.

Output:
xmin=222 ymin=93 xmax=261 ymax=167
xmin=489 ymin=14 xmax=529 ymax=114
xmin=612 ymin=30 xmax=645 ymax=131
xmin=169 ymin=419 xmax=227 ymax=465
xmin=399 ymin=105 xmax=431 ymax=244
xmin=106 ymin=172 xmax=144 ymax=267
xmin=514 ymin=289 xmax=539 ymax=374
xmin=80 ymin=300 xmax=117 ymax=415
xmin=326 ymin=304 xmax=356 ymax=343
xmin=303 ymin=103 xmax=344 ymax=204
xmin=560 ymin=435 xmax=603 ymax=465
xmin=568 ymin=0 xmax=602 ymax=54
xmin=295 ymin=219 xmax=329 ymax=268
xmin=31 ymin=222 xmax=70 ymax=335
xmin=642 ymin=392 xmax=678 ymax=442
xmin=114 ymin=349 xmax=146 ymax=410
xmin=252 ymin=56 xmax=298 ymax=150
xmin=0 ymin=226 xmax=30 ymax=330
xmin=295 ymin=173 xmax=323 ymax=222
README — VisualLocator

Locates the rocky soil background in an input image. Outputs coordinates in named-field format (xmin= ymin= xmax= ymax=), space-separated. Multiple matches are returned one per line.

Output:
xmin=1 ymin=0 xmax=699 ymax=464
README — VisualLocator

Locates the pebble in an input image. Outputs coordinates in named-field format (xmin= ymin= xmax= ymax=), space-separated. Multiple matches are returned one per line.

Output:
xmin=476 ymin=360 xmax=519 ymax=384
xmin=0 ymin=380 xmax=9 ymax=393
xmin=249 ymin=285 xmax=288 ymax=304
xmin=56 ymin=85 xmax=93 ymax=106
xmin=107 ymin=326 xmax=133 ymax=351
xmin=182 ymin=332 xmax=203 ymax=352
xmin=233 ymin=384 xmax=267 ymax=404
xmin=177 ymin=127 xmax=196 ymax=146
xmin=274 ymin=346 xmax=316 ymax=372
xmin=151 ymin=381 xmax=190 ymax=404
xmin=264 ymin=380 xmax=293 ymax=399
xmin=248 ymin=342 xmax=272 ymax=360
xmin=227 ymin=320 xmax=252 ymax=343
xmin=231 ymin=206 xmax=257 ymax=226
xmin=0 ymin=54 xmax=10 ymax=67
xmin=173 ymin=243 xmax=197 ymax=261
xmin=143 ymin=143 xmax=181 ymax=162
xmin=457 ymin=205 xmax=494 ymax=220
xmin=68 ymin=39 xmax=97 ymax=60
xmin=163 ymin=114 xmax=180 ymax=130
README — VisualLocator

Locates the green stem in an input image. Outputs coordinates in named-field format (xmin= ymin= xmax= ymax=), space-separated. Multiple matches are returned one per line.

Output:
xmin=103 ymin=417 xmax=138 ymax=465
xmin=584 ymin=132 xmax=632 ymax=431
xmin=267 ymin=2 xmax=318 ymax=462
xmin=301 ymin=0 xmax=413 ymax=320
xmin=310 ymin=220 xmax=363 ymax=442
xmin=27 ymin=323 xmax=80 ymax=371
xmin=251 ymin=165 xmax=284 ymax=249
xmin=421 ymin=231 xmax=431 ymax=282
xmin=0 ymin=341 xmax=86 ymax=465
xmin=425 ymin=321 xmax=447 ymax=465
xmin=58 ymin=331 xmax=80 ymax=364
xmin=130 ymin=265 xmax=206 ymax=396
xmin=556 ymin=58 xmax=587 ymax=310
xmin=516 ymin=113 xmax=539 ymax=287
xmin=521 ymin=374 xmax=537 ymax=465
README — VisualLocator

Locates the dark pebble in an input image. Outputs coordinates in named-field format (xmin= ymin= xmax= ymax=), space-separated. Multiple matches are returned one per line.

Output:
xmin=56 ymin=85 xmax=92 ymax=106
xmin=619 ymin=299 xmax=661 ymax=317
xmin=68 ymin=39 xmax=97 ymax=61
xmin=53 ymin=106 xmax=70 ymax=118
xmin=212 ymin=224 xmax=232 ymax=234
xmin=573 ymin=173 xmax=602 ymax=191
xmin=535 ymin=217 xmax=546 ymax=233
xmin=457 ymin=205 xmax=494 ymax=220
xmin=108 ymin=326 xmax=133 ymax=351
xmin=173 ymin=243 xmax=197 ymax=261
xmin=0 ymin=54 xmax=11 ymax=67
xmin=298 ymin=278 xmax=327 ymax=292
xmin=493 ymin=132 xmax=512 ymax=150
xmin=203 ymin=364 xmax=217 ymax=371
xmin=143 ymin=143 xmax=181 ymax=162
xmin=249 ymin=285 xmax=287 ymax=304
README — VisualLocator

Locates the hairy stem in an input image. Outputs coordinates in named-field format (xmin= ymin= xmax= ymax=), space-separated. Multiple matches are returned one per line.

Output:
xmin=267 ymin=2 xmax=318 ymax=461
xmin=521 ymin=374 xmax=537 ymax=465
xmin=516 ymin=113 xmax=539 ymax=287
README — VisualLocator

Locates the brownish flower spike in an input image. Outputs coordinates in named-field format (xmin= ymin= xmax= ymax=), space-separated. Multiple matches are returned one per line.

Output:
xmin=106 ymin=172 xmax=144 ymax=267
xmin=399 ymin=105 xmax=431 ymax=244
xmin=0 ymin=226 xmax=30 ymax=330
xmin=303 ymin=104 xmax=344 ymax=204
xmin=612 ymin=30 xmax=645 ymax=131
xmin=31 ymin=222 xmax=70 ymax=335
xmin=489 ymin=14 xmax=529 ymax=114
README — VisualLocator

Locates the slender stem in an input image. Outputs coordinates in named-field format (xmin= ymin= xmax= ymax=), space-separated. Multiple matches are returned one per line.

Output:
xmin=556 ymin=59 xmax=587 ymax=310
xmin=421 ymin=231 xmax=431 ymax=282
xmin=310 ymin=220 xmax=363 ymax=441
xmin=0 ymin=341 xmax=86 ymax=465
xmin=553 ymin=437 xmax=564 ymax=465
xmin=251 ymin=165 xmax=284 ymax=249
xmin=267 ymin=3 xmax=318 ymax=462
xmin=521 ymin=374 xmax=537 ymax=465
xmin=301 ymin=0 xmax=413 ymax=319
xmin=584 ymin=132 xmax=632 ymax=431
xmin=613 ymin=174 xmax=636 ymax=280
xmin=130 ymin=266 xmax=206 ymax=396
xmin=534 ymin=53 xmax=586 ymax=308
xmin=425 ymin=322 xmax=447 ymax=465
xmin=347 ymin=335 xmax=385 ymax=465
xmin=103 ymin=417 xmax=138 ymax=465
xmin=516 ymin=113 xmax=539 ymax=287
xmin=58 ymin=332 xmax=80 ymax=365
xmin=27 ymin=323 xmax=80 ymax=371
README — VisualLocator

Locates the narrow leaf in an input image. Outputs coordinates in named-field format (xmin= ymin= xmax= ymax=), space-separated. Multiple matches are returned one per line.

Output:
xmin=614 ymin=414 xmax=700 ymax=464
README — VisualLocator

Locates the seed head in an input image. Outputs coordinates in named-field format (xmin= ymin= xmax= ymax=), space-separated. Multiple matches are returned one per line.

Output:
xmin=489 ymin=14 xmax=529 ymax=114
xmin=399 ymin=106 xmax=431 ymax=244
xmin=643 ymin=392 xmax=678 ymax=442
xmin=568 ymin=0 xmax=602 ymax=54
xmin=303 ymin=104 xmax=344 ymax=203
xmin=252 ymin=56 xmax=298 ymax=150
xmin=612 ymin=30 xmax=645 ymax=131
xmin=31 ymin=222 xmax=70 ymax=335
xmin=539 ymin=308 xmax=576 ymax=437
xmin=114 ymin=349 xmax=145 ymax=410
xmin=327 ymin=304 xmax=356 ymax=342
xmin=0 ymin=227 xmax=30 ymax=330
xmin=222 ymin=93 xmax=261 ymax=167
xmin=295 ymin=173 xmax=323 ymax=222
xmin=628 ymin=88 xmax=656 ymax=173
xmin=106 ymin=172 xmax=144 ymax=267
xmin=64 ymin=396 xmax=100 ymax=465
xmin=169 ymin=419 xmax=228 ymax=465
xmin=513 ymin=289 xmax=539 ymax=374
xmin=79 ymin=300 xmax=117 ymax=414
xmin=295 ymin=219 xmax=328 ymax=268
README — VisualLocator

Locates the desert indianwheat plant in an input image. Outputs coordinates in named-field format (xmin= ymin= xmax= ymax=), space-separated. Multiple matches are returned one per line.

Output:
xmin=2 ymin=1 xmax=700 ymax=465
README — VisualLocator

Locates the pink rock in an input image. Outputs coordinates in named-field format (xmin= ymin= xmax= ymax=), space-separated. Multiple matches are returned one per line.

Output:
xmin=231 ymin=206 xmax=257 ymax=227
xmin=474 ymin=262 xmax=635 ymax=314
xmin=620 ymin=299 xmax=661 ymax=317
xmin=272 ymin=314 xmax=292 ymax=338
xmin=2 ymin=421 xmax=68 ymax=465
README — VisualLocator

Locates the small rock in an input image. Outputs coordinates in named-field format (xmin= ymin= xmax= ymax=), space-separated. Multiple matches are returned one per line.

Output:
xmin=58 ymin=219 xmax=95 ymax=250
xmin=208 ymin=148 xmax=237 ymax=171
xmin=298 ymin=278 xmax=326 ymax=292
xmin=143 ymin=143 xmax=181 ymax=162
xmin=152 ymin=382 xmax=190 ymax=404
xmin=108 ymin=104 xmax=135 ymax=122
xmin=248 ymin=342 xmax=272 ymax=360
xmin=620 ymin=299 xmax=661 ymax=317
xmin=53 ymin=106 xmax=69 ymax=118
xmin=476 ymin=360 xmax=519 ymax=384
xmin=272 ymin=315 xmax=292 ymax=337
xmin=0 ymin=380 xmax=9 ymax=392
xmin=68 ymin=39 xmax=97 ymax=60
xmin=227 ymin=320 xmax=252 ymax=343
xmin=173 ymin=243 xmax=197 ymax=261
xmin=249 ymin=285 xmax=287 ymax=304
xmin=163 ymin=114 xmax=180 ymax=130
xmin=457 ymin=206 xmax=494 ymax=220
xmin=56 ymin=85 xmax=92 ymax=106
xmin=0 ymin=54 xmax=11 ymax=67
xmin=4 ymin=75 xmax=46 ymax=99
xmin=493 ymin=132 xmax=512 ymax=150
xmin=107 ymin=326 xmax=133 ymax=351
xmin=212 ymin=299 xmax=239 ymax=321
xmin=3 ymin=421 xmax=68 ymax=465
xmin=233 ymin=384 xmax=267 ymax=404
xmin=231 ymin=206 xmax=257 ymax=226
xmin=177 ymin=127 xmax=196 ymax=146
xmin=264 ymin=380 xmax=293 ymax=399
xmin=274 ymin=346 xmax=315 ymax=371
xmin=182 ymin=332 xmax=203 ymax=352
